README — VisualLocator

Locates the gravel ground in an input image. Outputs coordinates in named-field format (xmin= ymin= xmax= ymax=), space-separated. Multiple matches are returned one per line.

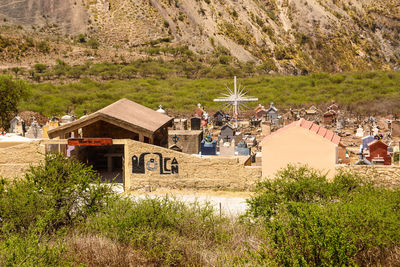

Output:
xmin=132 ymin=193 xmax=249 ymax=216
xmin=111 ymin=184 xmax=250 ymax=216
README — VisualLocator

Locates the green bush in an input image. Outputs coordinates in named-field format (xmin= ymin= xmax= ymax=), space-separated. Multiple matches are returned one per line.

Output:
xmin=33 ymin=63 xmax=48 ymax=73
xmin=36 ymin=41 xmax=50 ymax=53
xmin=87 ymin=38 xmax=99 ymax=49
xmin=77 ymin=33 xmax=86 ymax=43
xmin=0 ymin=75 xmax=29 ymax=129
xmin=0 ymin=154 xmax=113 ymax=234
xmin=245 ymin=165 xmax=400 ymax=266
xmin=0 ymin=154 xmax=114 ymax=265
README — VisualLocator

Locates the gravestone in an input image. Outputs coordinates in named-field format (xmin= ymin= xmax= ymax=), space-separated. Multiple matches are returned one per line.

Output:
xmin=355 ymin=127 xmax=364 ymax=137
xmin=336 ymin=118 xmax=344 ymax=130
xmin=168 ymin=130 xmax=203 ymax=154
xmin=173 ymin=119 xmax=188 ymax=130
xmin=392 ymin=121 xmax=400 ymax=137
xmin=25 ymin=119 xmax=42 ymax=139
xmin=256 ymin=109 xmax=267 ymax=119
xmin=61 ymin=115 xmax=73 ymax=124
xmin=219 ymin=139 xmax=235 ymax=156
xmin=250 ymin=117 xmax=261 ymax=127
xmin=262 ymin=122 xmax=271 ymax=136
xmin=221 ymin=124 xmax=234 ymax=136
xmin=244 ymin=135 xmax=257 ymax=147
xmin=213 ymin=110 xmax=224 ymax=126
xmin=372 ymin=126 xmax=379 ymax=136
xmin=235 ymin=140 xmax=251 ymax=156
xmin=218 ymin=124 xmax=235 ymax=143
xmin=201 ymin=136 xmax=217 ymax=155
xmin=266 ymin=102 xmax=278 ymax=121
xmin=255 ymin=152 xmax=262 ymax=166
xmin=194 ymin=103 xmax=204 ymax=117
xmin=9 ymin=116 xmax=25 ymax=135
xmin=191 ymin=117 xmax=201 ymax=130
xmin=42 ymin=120 xmax=60 ymax=139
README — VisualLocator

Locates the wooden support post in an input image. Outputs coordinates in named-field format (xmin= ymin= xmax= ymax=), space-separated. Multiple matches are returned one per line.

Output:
xmin=107 ymin=156 xmax=112 ymax=173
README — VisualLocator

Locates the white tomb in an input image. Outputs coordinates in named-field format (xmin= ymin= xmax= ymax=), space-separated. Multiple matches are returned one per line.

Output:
xmin=372 ymin=126 xmax=379 ymax=136
xmin=219 ymin=139 xmax=235 ymax=156
xmin=355 ymin=127 xmax=364 ymax=137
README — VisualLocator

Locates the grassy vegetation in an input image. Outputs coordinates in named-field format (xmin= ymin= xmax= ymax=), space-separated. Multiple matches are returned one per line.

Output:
xmin=0 ymin=157 xmax=399 ymax=265
xmin=16 ymin=70 xmax=400 ymax=116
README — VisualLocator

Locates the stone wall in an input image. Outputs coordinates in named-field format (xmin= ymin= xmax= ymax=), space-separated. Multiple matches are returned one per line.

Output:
xmin=0 ymin=141 xmax=46 ymax=179
xmin=337 ymin=165 xmax=400 ymax=188
xmin=124 ymin=140 xmax=262 ymax=191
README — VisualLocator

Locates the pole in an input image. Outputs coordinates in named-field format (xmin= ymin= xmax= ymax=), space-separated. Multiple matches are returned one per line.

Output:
xmin=234 ymin=76 xmax=238 ymax=128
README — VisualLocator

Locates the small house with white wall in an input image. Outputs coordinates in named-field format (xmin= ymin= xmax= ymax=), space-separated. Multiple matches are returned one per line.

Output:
xmin=261 ymin=118 xmax=341 ymax=178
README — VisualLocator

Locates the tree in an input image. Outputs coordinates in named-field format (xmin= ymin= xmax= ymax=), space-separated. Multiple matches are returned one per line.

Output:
xmin=0 ymin=75 xmax=29 ymax=130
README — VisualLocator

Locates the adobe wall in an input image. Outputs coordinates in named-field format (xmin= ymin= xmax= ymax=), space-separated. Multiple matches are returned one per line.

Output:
xmin=0 ymin=141 xmax=46 ymax=179
xmin=337 ymin=165 xmax=400 ymax=188
xmin=124 ymin=140 xmax=262 ymax=191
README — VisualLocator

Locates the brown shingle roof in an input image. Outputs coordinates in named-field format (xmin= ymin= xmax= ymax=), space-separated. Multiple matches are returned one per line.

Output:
xmin=48 ymin=99 xmax=173 ymax=137
xmin=96 ymin=99 xmax=173 ymax=132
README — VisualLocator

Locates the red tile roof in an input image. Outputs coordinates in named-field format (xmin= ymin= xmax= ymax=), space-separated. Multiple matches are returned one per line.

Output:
xmin=262 ymin=118 xmax=341 ymax=145
xmin=368 ymin=140 xmax=388 ymax=148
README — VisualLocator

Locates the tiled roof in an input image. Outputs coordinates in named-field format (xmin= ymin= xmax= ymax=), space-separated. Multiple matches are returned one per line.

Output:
xmin=262 ymin=118 xmax=341 ymax=145
xmin=368 ymin=140 xmax=388 ymax=148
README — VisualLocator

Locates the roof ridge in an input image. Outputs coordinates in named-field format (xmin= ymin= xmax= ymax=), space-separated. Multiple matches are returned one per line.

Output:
xmin=262 ymin=118 xmax=340 ymax=145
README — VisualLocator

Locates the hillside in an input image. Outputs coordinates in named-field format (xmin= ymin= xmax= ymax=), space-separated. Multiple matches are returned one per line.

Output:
xmin=16 ymin=71 xmax=400 ymax=117
xmin=0 ymin=0 xmax=399 ymax=74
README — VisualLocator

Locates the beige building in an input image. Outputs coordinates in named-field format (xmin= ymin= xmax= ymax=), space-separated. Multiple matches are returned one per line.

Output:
xmin=261 ymin=119 xmax=341 ymax=178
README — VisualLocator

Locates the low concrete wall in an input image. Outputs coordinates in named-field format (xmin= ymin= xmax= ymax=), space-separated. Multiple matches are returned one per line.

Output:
xmin=124 ymin=140 xmax=262 ymax=191
xmin=0 ymin=141 xmax=46 ymax=179
xmin=337 ymin=165 xmax=400 ymax=188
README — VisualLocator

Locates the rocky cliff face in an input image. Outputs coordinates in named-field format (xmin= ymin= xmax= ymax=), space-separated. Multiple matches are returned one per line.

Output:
xmin=0 ymin=0 xmax=87 ymax=34
xmin=1 ymin=0 xmax=399 ymax=73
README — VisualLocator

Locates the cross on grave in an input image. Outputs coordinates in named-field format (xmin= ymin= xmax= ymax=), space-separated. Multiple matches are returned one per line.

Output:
xmin=223 ymin=135 xmax=231 ymax=143
xmin=172 ymin=134 xmax=179 ymax=144
xmin=213 ymin=76 xmax=258 ymax=128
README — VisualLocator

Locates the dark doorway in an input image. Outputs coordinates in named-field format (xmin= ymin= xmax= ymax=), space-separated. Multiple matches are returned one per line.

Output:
xmin=73 ymin=144 xmax=124 ymax=183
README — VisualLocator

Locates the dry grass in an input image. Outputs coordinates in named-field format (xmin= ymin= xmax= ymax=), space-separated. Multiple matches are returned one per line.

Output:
xmin=66 ymin=217 xmax=265 ymax=266
xmin=354 ymin=246 xmax=400 ymax=267
xmin=65 ymin=235 xmax=153 ymax=267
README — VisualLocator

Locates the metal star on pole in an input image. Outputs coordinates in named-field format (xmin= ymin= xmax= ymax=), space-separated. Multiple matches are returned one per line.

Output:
xmin=213 ymin=76 xmax=258 ymax=127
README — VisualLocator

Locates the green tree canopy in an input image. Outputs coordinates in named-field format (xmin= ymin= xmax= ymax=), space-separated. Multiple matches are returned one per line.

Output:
xmin=0 ymin=75 xmax=29 ymax=130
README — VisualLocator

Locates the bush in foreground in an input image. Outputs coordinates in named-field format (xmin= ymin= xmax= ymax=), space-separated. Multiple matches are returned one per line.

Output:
xmin=0 ymin=154 xmax=114 ymax=265
xmin=1 ymin=156 xmax=399 ymax=266
xmin=246 ymin=165 xmax=400 ymax=266
xmin=0 ymin=154 xmax=260 ymax=266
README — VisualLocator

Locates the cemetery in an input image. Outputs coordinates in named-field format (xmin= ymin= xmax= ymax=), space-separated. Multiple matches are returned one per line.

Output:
xmin=1 ymin=77 xmax=400 ymax=192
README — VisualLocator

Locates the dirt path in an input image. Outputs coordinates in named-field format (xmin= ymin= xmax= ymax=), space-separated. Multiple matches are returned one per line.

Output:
xmin=126 ymin=188 xmax=253 ymax=216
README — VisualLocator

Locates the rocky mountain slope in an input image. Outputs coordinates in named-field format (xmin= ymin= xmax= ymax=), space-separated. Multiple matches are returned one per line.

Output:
xmin=1 ymin=0 xmax=399 ymax=73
